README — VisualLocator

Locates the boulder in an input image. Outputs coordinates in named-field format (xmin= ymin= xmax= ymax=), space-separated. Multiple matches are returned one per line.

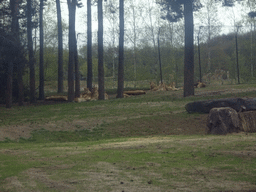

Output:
xmin=185 ymin=98 xmax=256 ymax=113
xmin=239 ymin=111 xmax=256 ymax=133
xmin=206 ymin=107 xmax=241 ymax=135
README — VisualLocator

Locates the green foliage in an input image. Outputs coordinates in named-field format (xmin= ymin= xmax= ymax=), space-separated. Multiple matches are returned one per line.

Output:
xmin=194 ymin=31 xmax=256 ymax=83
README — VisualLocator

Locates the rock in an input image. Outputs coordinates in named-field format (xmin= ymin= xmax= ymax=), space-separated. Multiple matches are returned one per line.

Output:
xmin=239 ymin=111 xmax=256 ymax=133
xmin=185 ymin=98 xmax=256 ymax=113
xmin=206 ymin=107 xmax=241 ymax=135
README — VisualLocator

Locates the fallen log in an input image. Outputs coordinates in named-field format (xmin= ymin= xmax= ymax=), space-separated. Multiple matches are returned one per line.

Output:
xmin=45 ymin=95 xmax=68 ymax=101
xmin=123 ymin=90 xmax=146 ymax=95
xmin=185 ymin=98 xmax=256 ymax=113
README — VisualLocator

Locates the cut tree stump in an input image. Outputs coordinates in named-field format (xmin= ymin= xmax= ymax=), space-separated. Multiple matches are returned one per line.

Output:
xmin=185 ymin=98 xmax=256 ymax=113
xmin=206 ymin=107 xmax=241 ymax=135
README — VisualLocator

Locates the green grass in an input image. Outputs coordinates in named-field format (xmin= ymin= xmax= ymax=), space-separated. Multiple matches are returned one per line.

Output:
xmin=0 ymin=134 xmax=255 ymax=191
xmin=0 ymin=84 xmax=256 ymax=191
xmin=2 ymin=85 xmax=256 ymax=127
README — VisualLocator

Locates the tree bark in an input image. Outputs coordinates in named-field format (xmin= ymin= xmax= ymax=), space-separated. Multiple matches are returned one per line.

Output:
xmin=15 ymin=1 xmax=24 ymax=106
xmin=117 ymin=0 xmax=124 ymax=98
xmin=6 ymin=59 xmax=13 ymax=108
xmin=98 ymin=0 xmax=105 ymax=100
xmin=235 ymin=31 xmax=240 ymax=84
xmin=6 ymin=0 xmax=18 ymax=108
xmin=39 ymin=0 xmax=44 ymax=100
xmin=56 ymin=0 xmax=64 ymax=93
xmin=157 ymin=28 xmax=163 ymax=84
xmin=17 ymin=60 xmax=24 ymax=106
xmin=75 ymin=35 xmax=80 ymax=98
xmin=87 ymin=0 xmax=93 ymax=91
xmin=27 ymin=0 xmax=36 ymax=103
xmin=67 ymin=0 xmax=76 ymax=102
xmin=183 ymin=0 xmax=194 ymax=97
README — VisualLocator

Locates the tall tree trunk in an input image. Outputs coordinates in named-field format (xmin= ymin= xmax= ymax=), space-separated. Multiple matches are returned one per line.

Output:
xmin=235 ymin=32 xmax=240 ymax=84
xmin=131 ymin=3 xmax=137 ymax=88
xmin=197 ymin=35 xmax=202 ymax=83
xmin=75 ymin=35 xmax=80 ymax=98
xmin=39 ymin=0 xmax=44 ymax=100
xmin=27 ymin=0 xmax=36 ymax=103
xmin=7 ymin=0 xmax=19 ymax=108
xmin=67 ymin=0 xmax=76 ymax=101
xmin=17 ymin=60 xmax=24 ymax=106
xmin=14 ymin=0 xmax=24 ymax=106
xmin=6 ymin=59 xmax=13 ymax=108
xmin=56 ymin=0 xmax=64 ymax=93
xmin=148 ymin=0 xmax=158 ymax=79
xmin=98 ymin=0 xmax=104 ymax=100
xmin=10 ymin=0 xmax=24 ymax=106
xmin=87 ymin=0 xmax=93 ymax=91
xmin=183 ymin=0 xmax=194 ymax=97
xmin=157 ymin=28 xmax=163 ymax=84
xmin=17 ymin=5 xmax=24 ymax=106
xmin=117 ymin=0 xmax=124 ymax=98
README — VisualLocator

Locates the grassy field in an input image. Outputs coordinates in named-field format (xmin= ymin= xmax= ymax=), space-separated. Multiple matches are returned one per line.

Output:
xmin=0 ymin=84 xmax=256 ymax=191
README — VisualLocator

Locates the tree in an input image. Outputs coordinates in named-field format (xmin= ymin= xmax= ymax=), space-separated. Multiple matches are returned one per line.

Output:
xmin=6 ymin=51 xmax=13 ymax=108
xmin=143 ymin=0 xmax=162 ymax=81
xmin=159 ymin=0 xmax=240 ymax=96
xmin=125 ymin=0 xmax=144 ymax=87
xmin=67 ymin=0 xmax=82 ymax=101
xmin=159 ymin=0 xmax=201 ymax=97
xmin=183 ymin=0 xmax=195 ymax=97
xmin=3 ymin=0 xmax=26 ymax=106
xmin=38 ymin=0 xmax=44 ymax=100
xmin=104 ymin=0 xmax=119 ymax=88
xmin=75 ymin=33 xmax=80 ymax=98
xmin=15 ymin=0 xmax=24 ymax=107
xmin=56 ymin=0 xmax=64 ymax=93
xmin=98 ymin=0 xmax=105 ymax=100
xmin=117 ymin=0 xmax=124 ymax=98
xmin=248 ymin=11 xmax=256 ymax=77
xmin=194 ymin=0 xmax=222 ymax=73
xmin=87 ymin=0 xmax=93 ymax=91
xmin=6 ymin=0 xmax=19 ymax=108
xmin=27 ymin=0 xmax=36 ymax=103
xmin=157 ymin=27 xmax=163 ymax=84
